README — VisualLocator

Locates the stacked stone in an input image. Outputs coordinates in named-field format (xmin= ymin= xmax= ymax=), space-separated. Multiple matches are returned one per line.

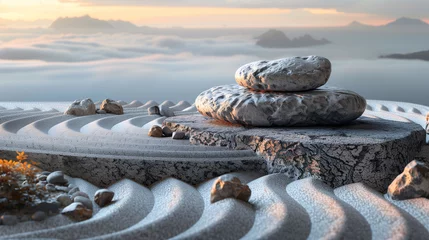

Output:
xmin=196 ymin=56 xmax=367 ymax=126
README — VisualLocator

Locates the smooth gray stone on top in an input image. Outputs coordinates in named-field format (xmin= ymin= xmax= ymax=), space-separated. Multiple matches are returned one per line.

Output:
xmin=235 ymin=56 xmax=331 ymax=92
xmin=195 ymin=84 xmax=366 ymax=127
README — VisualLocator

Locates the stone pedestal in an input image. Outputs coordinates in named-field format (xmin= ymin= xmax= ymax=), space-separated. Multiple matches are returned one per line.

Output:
xmin=164 ymin=115 xmax=426 ymax=191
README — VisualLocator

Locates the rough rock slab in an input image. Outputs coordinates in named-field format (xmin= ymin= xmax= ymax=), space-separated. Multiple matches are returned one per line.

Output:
xmin=164 ymin=115 xmax=426 ymax=191
xmin=196 ymin=84 xmax=366 ymax=127
xmin=235 ymin=56 xmax=331 ymax=92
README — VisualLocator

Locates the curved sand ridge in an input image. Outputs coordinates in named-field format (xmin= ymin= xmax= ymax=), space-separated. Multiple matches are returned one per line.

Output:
xmin=2 ymin=173 xmax=429 ymax=239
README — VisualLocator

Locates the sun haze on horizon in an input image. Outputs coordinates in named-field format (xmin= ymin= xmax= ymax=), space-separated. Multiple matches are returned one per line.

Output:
xmin=0 ymin=0 xmax=428 ymax=28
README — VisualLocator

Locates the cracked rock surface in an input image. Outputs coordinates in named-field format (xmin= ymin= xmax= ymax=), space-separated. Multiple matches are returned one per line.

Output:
xmin=165 ymin=115 xmax=426 ymax=191
xmin=196 ymin=84 xmax=367 ymax=127
xmin=235 ymin=56 xmax=331 ymax=92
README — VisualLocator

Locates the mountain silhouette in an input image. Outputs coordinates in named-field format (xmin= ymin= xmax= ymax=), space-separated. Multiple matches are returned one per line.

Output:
xmin=50 ymin=15 xmax=114 ymax=29
xmin=380 ymin=50 xmax=429 ymax=61
xmin=255 ymin=29 xmax=330 ymax=48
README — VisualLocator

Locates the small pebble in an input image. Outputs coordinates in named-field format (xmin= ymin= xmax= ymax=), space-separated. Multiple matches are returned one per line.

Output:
xmin=71 ymin=191 xmax=90 ymax=200
xmin=162 ymin=126 xmax=173 ymax=137
xmin=94 ymin=189 xmax=115 ymax=207
xmin=1 ymin=215 xmax=18 ymax=226
xmin=148 ymin=125 xmax=163 ymax=137
xmin=31 ymin=211 xmax=47 ymax=222
xmin=37 ymin=175 xmax=47 ymax=181
xmin=62 ymin=203 xmax=93 ymax=221
xmin=74 ymin=196 xmax=93 ymax=210
xmin=47 ymin=171 xmax=68 ymax=185
xmin=172 ymin=131 xmax=186 ymax=140
xmin=148 ymin=106 xmax=160 ymax=115
xmin=57 ymin=194 xmax=73 ymax=207
xmin=68 ymin=187 xmax=80 ymax=195
xmin=45 ymin=183 xmax=56 ymax=192
xmin=55 ymin=186 xmax=70 ymax=192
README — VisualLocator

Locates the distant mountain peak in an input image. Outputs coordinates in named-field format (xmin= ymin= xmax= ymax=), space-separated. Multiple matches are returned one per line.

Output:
xmin=385 ymin=17 xmax=429 ymax=27
xmin=50 ymin=15 xmax=114 ymax=29
xmin=255 ymin=29 xmax=330 ymax=48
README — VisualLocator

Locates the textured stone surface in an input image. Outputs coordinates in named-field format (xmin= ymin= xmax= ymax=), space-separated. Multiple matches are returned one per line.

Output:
xmin=210 ymin=176 xmax=251 ymax=203
xmin=94 ymin=189 xmax=114 ymax=207
xmin=388 ymin=160 xmax=429 ymax=200
xmin=164 ymin=115 xmax=426 ymax=191
xmin=47 ymin=171 xmax=67 ymax=185
xmin=61 ymin=202 xmax=93 ymax=221
xmin=196 ymin=84 xmax=367 ymax=127
xmin=148 ymin=106 xmax=160 ymax=115
xmin=162 ymin=126 xmax=173 ymax=137
xmin=148 ymin=125 xmax=163 ymax=137
xmin=100 ymin=99 xmax=124 ymax=115
xmin=64 ymin=98 xmax=96 ymax=116
xmin=235 ymin=56 xmax=331 ymax=92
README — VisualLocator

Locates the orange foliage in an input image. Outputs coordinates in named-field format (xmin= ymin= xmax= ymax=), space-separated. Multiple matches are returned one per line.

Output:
xmin=0 ymin=152 xmax=42 ymax=208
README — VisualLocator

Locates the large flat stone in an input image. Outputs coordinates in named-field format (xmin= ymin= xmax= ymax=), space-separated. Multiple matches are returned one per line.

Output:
xmin=164 ymin=115 xmax=426 ymax=191
xmin=195 ymin=84 xmax=366 ymax=127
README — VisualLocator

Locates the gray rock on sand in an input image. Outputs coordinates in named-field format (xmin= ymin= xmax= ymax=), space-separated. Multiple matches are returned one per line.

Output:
xmin=47 ymin=171 xmax=67 ymax=185
xmin=1 ymin=215 xmax=18 ymax=226
xmin=148 ymin=125 xmax=163 ymax=137
xmin=210 ymin=176 xmax=251 ymax=203
xmin=172 ymin=131 xmax=186 ymax=140
xmin=71 ymin=191 xmax=90 ymax=200
xmin=196 ymin=84 xmax=367 ymax=127
xmin=162 ymin=126 xmax=173 ymax=137
xmin=31 ymin=211 xmax=47 ymax=221
xmin=61 ymin=203 xmax=93 ymax=221
xmin=45 ymin=183 xmax=56 ymax=192
xmin=57 ymin=194 xmax=73 ymax=207
xmin=94 ymin=189 xmax=115 ymax=207
xmin=96 ymin=109 xmax=107 ymax=114
xmin=388 ymin=160 xmax=429 ymax=200
xmin=68 ymin=187 xmax=80 ymax=195
xmin=148 ymin=106 xmax=160 ymax=115
xmin=100 ymin=99 xmax=124 ymax=115
xmin=235 ymin=56 xmax=331 ymax=92
xmin=160 ymin=105 xmax=175 ymax=117
xmin=74 ymin=196 xmax=93 ymax=210
xmin=64 ymin=98 xmax=96 ymax=116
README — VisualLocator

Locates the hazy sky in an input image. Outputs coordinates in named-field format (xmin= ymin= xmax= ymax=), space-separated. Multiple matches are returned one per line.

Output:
xmin=0 ymin=0 xmax=428 ymax=27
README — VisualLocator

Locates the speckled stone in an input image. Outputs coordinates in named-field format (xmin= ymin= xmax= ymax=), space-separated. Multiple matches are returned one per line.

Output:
xmin=100 ymin=99 xmax=124 ymax=115
xmin=235 ymin=56 xmax=331 ymax=92
xmin=61 ymin=202 xmax=92 ymax=221
xmin=388 ymin=160 xmax=429 ymax=200
xmin=210 ymin=176 xmax=251 ymax=203
xmin=196 ymin=85 xmax=367 ymax=127
xmin=64 ymin=98 xmax=96 ymax=116
xmin=94 ymin=189 xmax=115 ymax=207
xmin=164 ymin=115 xmax=426 ymax=191
xmin=71 ymin=191 xmax=90 ymax=200
xmin=74 ymin=196 xmax=93 ymax=210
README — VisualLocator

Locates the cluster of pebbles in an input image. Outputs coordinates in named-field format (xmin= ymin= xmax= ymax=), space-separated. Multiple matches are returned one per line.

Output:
xmin=0 ymin=171 xmax=114 ymax=225
xmin=196 ymin=56 xmax=367 ymax=126
xmin=65 ymin=98 xmax=124 ymax=116
xmin=148 ymin=125 xmax=188 ymax=140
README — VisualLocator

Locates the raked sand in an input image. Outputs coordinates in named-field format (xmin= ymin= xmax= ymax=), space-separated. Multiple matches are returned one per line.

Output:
xmin=0 ymin=99 xmax=428 ymax=239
